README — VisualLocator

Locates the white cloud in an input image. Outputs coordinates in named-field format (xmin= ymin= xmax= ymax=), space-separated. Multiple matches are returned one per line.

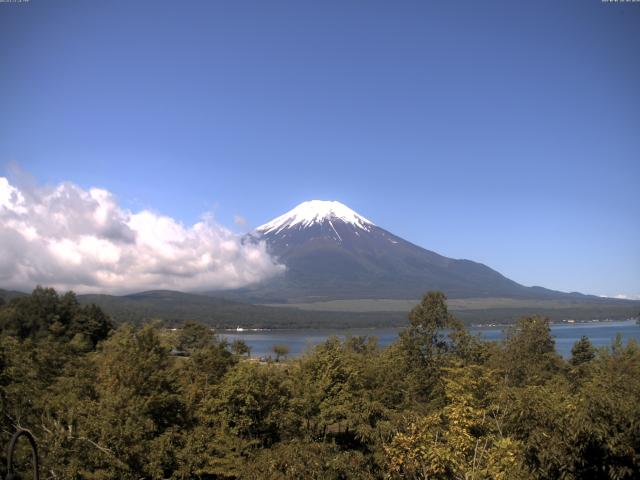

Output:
xmin=598 ymin=293 xmax=640 ymax=301
xmin=613 ymin=294 xmax=640 ymax=301
xmin=0 ymin=176 xmax=283 ymax=294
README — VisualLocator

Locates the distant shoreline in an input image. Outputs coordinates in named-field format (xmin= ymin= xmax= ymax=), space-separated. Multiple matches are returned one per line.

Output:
xmin=217 ymin=318 xmax=639 ymax=333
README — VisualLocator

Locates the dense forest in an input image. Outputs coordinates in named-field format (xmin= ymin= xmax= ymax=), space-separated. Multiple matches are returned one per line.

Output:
xmin=1 ymin=287 xmax=639 ymax=479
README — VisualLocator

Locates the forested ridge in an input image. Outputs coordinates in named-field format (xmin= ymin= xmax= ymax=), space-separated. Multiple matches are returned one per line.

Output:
xmin=1 ymin=288 xmax=639 ymax=479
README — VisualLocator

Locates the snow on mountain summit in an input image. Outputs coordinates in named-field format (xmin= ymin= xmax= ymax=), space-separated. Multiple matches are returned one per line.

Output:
xmin=256 ymin=200 xmax=375 ymax=234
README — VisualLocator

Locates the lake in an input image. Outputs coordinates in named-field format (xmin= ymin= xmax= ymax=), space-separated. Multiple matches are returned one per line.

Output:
xmin=219 ymin=319 xmax=640 ymax=359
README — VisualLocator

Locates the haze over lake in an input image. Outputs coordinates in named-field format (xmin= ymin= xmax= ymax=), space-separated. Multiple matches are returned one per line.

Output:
xmin=220 ymin=319 xmax=640 ymax=359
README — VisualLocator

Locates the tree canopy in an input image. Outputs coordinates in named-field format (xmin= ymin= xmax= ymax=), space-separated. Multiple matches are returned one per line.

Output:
xmin=1 ymin=288 xmax=639 ymax=479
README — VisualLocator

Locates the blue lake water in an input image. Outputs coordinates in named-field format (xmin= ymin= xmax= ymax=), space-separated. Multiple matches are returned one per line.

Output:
xmin=219 ymin=319 xmax=640 ymax=359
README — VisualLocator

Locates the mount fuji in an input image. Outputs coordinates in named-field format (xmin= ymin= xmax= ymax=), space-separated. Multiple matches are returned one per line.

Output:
xmin=233 ymin=200 xmax=585 ymax=303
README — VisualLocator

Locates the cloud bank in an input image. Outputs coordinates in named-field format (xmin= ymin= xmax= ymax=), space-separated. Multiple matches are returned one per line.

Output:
xmin=0 ymin=177 xmax=283 ymax=294
xmin=613 ymin=294 xmax=640 ymax=301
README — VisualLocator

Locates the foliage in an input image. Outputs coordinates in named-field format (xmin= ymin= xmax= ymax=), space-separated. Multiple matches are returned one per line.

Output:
xmin=176 ymin=320 xmax=217 ymax=353
xmin=0 ymin=286 xmax=112 ymax=347
xmin=273 ymin=344 xmax=289 ymax=362
xmin=571 ymin=335 xmax=596 ymax=366
xmin=231 ymin=339 xmax=251 ymax=357
xmin=498 ymin=315 xmax=564 ymax=387
xmin=1 ymin=288 xmax=639 ymax=479
xmin=384 ymin=364 xmax=528 ymax=479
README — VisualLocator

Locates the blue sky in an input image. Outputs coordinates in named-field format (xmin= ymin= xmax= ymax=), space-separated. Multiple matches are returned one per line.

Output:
xmin=1 ymin=0 xmax=638 ymax=297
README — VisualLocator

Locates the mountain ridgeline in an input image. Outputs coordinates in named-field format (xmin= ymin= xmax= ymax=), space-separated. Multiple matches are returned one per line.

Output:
xmin=232 ymin=200 xmax=597 ymax=303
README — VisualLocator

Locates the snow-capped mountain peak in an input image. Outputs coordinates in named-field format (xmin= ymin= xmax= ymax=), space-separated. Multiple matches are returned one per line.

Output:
xmin=256 ymin=200 xmax=375 ymax=234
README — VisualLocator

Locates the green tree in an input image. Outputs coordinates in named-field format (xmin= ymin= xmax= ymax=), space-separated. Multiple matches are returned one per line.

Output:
xmin=273 ymin=344 xmax=289 ymax=362
xmin=213 ymin=362 xmax=292 ymax=447
xmin=0 ymin=286 xmax=62 ymax=339
xmin=292 ymin=335 xmax=391 ymax=453
xmin=70 ymin=303 xmax=113 ymax=347
xmin=570 ymin=339 xmax=640 ymax=478
xmin=75 ymin=324 xmax=184 ymax=479
xmin=176 ymin=320 xmax=216 ymax=353
xmin=385 ymin=364 xmax=528 ymax=479
xmin=499 ymin=315 xmax=563 ymax=387
xmin=570 ymin=335 xmax=596 ymax=366
xmin=242 ymin=440 xmax=374 ymax=480
xmin=0 ymin=287 xmax=112 ymax=346
xmin=179 ymin=337 xmax=237 ymax=410
xmin=399 ymin=291 xmax=457 ymax=404
xmin=231 ymin=338 xmax=251 ymax=357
